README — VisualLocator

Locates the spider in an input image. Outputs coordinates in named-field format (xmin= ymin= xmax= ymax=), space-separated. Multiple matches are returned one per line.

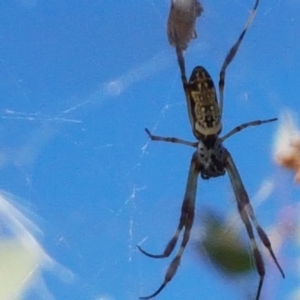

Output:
xmin=138 ymin=0 xmax=285 ymax=299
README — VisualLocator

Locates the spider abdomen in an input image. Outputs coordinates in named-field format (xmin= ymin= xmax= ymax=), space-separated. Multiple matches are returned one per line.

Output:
xmin=186 ymin=66 xmax=222 ymax=140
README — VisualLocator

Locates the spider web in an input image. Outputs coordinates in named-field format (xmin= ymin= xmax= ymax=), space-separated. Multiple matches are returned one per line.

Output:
xmin=0 ymin=0 xmax=298 ymax=299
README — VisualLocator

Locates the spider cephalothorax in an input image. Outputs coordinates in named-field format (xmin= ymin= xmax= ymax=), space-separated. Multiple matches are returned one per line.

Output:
xmin=197 ymin=139 xmax=226 ymax=179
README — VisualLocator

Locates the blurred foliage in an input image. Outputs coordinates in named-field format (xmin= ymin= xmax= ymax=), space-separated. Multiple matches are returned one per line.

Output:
xmin=195 ymin=209 xmax=255 ymax=275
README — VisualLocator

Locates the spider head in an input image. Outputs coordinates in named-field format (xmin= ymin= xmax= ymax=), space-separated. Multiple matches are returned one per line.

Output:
xmin=197 ymin=139 xmax=227 ymax=179
xmin=186 ymin=66 xmax=222 ymax=140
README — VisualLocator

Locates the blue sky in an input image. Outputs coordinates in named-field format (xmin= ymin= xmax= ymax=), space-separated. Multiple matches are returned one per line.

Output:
xmin=0 ymin=0 xmax=299 ymax=299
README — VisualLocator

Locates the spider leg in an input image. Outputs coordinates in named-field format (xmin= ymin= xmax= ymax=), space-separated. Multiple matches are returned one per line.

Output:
xmin=175 ymin=45 xmax=188 ymax=86
xmin=145 ymin=128 xmax=197 ymax=148
xmin=220 ymin=117 xmax=277 ymax=142
xmin=137 ymin=199 xmax=187 ymax=258
xmin=225 ymin=151 xmax=284 ymax=299
xmin=170 ymin=21 xmax=188 ymax=86
xmin=139 ymin=152 xmax=200 ymax=299
xmin=218 ymin=0 xmax=260 ymax=117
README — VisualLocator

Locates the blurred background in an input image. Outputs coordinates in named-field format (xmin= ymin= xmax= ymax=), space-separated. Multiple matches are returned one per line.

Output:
xmin=0 ymin=0 xmax=299 ymax=299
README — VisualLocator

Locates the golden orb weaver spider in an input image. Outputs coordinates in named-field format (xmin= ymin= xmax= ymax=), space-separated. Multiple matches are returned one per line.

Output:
xmin=138 ymin=0 xmax=285 ymax=299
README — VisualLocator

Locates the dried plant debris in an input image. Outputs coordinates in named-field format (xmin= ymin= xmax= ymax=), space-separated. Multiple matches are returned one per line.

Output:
xmin=278 ymin=140 xmax=300 ymax=183
xmin=273 ymin=110 xmax=300 ymax=184
xmin=167 ymin=0 xmax=203 ymax=50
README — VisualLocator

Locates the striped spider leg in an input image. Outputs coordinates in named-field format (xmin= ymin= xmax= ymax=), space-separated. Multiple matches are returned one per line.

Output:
xmin=139 ymin=0 xmax=284 ymax=299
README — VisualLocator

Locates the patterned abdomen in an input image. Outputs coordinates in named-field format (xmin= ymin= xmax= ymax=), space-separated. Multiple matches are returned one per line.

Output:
xmin=185 ymin=66 xmax=222 ymax=141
